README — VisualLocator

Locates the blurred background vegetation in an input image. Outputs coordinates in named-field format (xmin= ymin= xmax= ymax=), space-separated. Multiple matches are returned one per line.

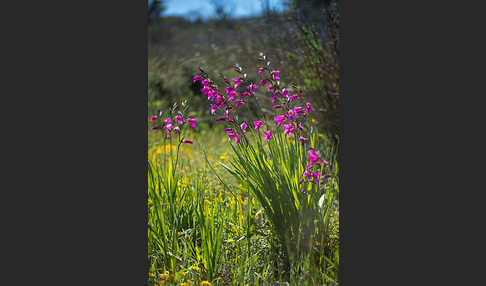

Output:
xmin=148 ymin=0 xmax=340 ymax=140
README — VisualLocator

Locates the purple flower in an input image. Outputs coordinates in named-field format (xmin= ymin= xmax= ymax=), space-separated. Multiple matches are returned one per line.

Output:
xmin=164 ymin=118 xmax=172 ymax=124
xmin=193 ymin=75 xmax=202 ymax=83
xmin=283 ymin=123 xmax=295 ymax=135
xmin=293 ymin=106 xmax=306 ymax=115
xmin=240 ymin=122 xmax=248 ymax=133
xmin=163 ymin=123 xmax=174 ymax=134
xmin=216 ymin=117 xmax=226 ymax=122
xmin=305 ymin=102 xmax=314 ymax=113
xmin=241 ymin=92 xmax=251 ymax=97
xmin=181 ymin=139 xmax=193 ymax=144
xmin=272 ymin=70 xmax=280 ymax=80
xmin=289 ymin=94 xmax=300 ymax=103
xmin=274 ymin=115 xmax=287 ymax=128
xmin=260 ymin=79 xmax=269 ymax=85
xmin=254 ymin=121 xmax=265 ymax=131
xmin=150 ymin=115 xmax=158 ymax=121
xmin=233 ymin=78 xmax=243 ymax=88
xmin=282 ymin=89 xmax=290 ymax=98
xmin=186 ymin=118 xmax=196 ymax=129
xmin=235 ymin=99 xmax=246 ymax=107
xmin=307 ymin=149 xmax=323 ymax=168
xmin=272 ymin=105 xmax=282 ymax=109
xmin=151 ymin=126 xmax=160 ymax=130
xmin=286 ymin=109 xmax=296 ymax=122
xmin=297 ymin=122 xmax=304 ymax=131
xmin=175 ymin=115 xmax=183 ymax=125
xmin=299 ymin=136 xmax=309 ymax=144
xmin=201 ymin=79 xmax=209 ymax=86
xmin=267 ymin=85 xmax=274 ymax=91
xmin=263 ymin=130 xmax=273 ymax=141
xmin=210 ymin=104 xmax=218 ymax=115
xmin=258 ymin=67 xmax=264 ymax=74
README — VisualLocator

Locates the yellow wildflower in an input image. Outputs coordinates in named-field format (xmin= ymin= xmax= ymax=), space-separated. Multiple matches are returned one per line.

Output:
xmin=226 ymin=239 xmax=235 ymax=243
xmin=311 ymin=118 xmax=316 ymax=123
xmin=200 ymin=281 xmax=211 ymax=286
xmin=192 ymin=266 xmax=200 ymax=272
xmin=178 ymin=231 xmax=184 ymax=236
xmin=204 ymin=199 xmax=211 ymax=205
xmin=149 ymin=273 xmax=156 ymax=277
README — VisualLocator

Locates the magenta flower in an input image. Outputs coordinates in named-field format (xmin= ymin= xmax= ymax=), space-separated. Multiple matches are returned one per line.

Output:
xmin=274 ymin=115 xmax=287 ymax=128
xmin=235 ymin=99 xmax=246 ymax=107
xmin=216 ymin=117 xmax=226 ymax=122
xmin=263 ymin=130 xmax=273 ymax=141
xmin=150 ymin=115 xmax=158 ymax=121
xmin=260 ymin=79 xmax=269 ymax=85
xmin=305 ymin=102 xmax=314 ymax=113
xmin=267 ymin=84 xmax=274 ymax=91
xmin=233 ymin=78 xmax=243 ymax=88
xmin=210 ymin=104 xmax=218 ymax=115
xmin=240 ymin=122 xmax=248 ymax=133
xmin=272 ymin=105 xmax=282 ymax=109
xmin=175 ymin=115 xmax=183 ymax=125
xmin=299 ymin=136 xmax=309 ymax=144
xmin=297 ymin=122 xmax=304 ymax=130
xmin=293 ymin=106 xmax=306 ymax=115
xmin=151 ymin=126 xmax=160 ymax=130
xmin=181 ymin=139 xmax=193 ymax=144
xmin=258 ymin=67 xmax=264 ymax=74
xmin=163 ymin=123 xmax=174 ymax=134
xmin=282 ymin=89 xmax=290 ymax=98
xmin=193 ymin=75 xmax=202 ymax=83
xmin=289 ymin=94 xmax=300 ymax=103
xmin=272 ymin=70 xmax=280 ymax=80
xmin=241 ymin=91 xmax=251 ymax=97
xmin=201 ymin=79 xmax=209 ymax=86
xmin=224 ymin=128 xmax=233 ymax=132
xmin=286 ymin=109 xmax=296 ymax=122
xmin=164 ymin=118 xmax=172 ymax=124
xmin=186 ymin=118 xmax=196 ymax=129
xmin=234 ymin=135 xmax=241 ymax=144
xmin=254 ymin=121 xmax=264 ymax=131
xmin=307 ymin=149 xmax=323 ymax=168
xmin=227 ymin=90 xmax=237 ymax=101
xmin=173 ymin=126 xmax=180 ymax=134
xmin=283 ymin=123 xmax=295 ymax=135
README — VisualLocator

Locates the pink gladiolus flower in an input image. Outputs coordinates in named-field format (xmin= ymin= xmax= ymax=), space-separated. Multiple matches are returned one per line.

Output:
xmin=254 ymin=121 xmax=264 ymax=131
xmin=297 ymin=122 xmax=304 ymax=130
xmin=240 ymin=122 xmax=248 ymax=133
xmin=233 ymin=78 xmax=243 ymax=88
xmin=293 ymin=106 xmax=306 ymax=115
xmin=186 ymin=118 xmax=196 ymax=128
xmin=289 ymin=94 xmax=299 ymax=103
xmin=283 ymin=123 xmax=295 ymax=135
xmin=258 ymin=67 xmax=264 ymax=74
xmin=263 ymin=130 xmax=273 ymax=141
xmin=150 ymin=115 xmax=158 ymax=121
xmin=286 ymin=109 xmax=296 ymax=122
xmin=181 ymin=139 xmax=193 ymax=144
xmin=299 ymin=136 xmax=309 ymax=144
xmin=173 ymin=126 xmax=180 ymax=134
xmin=241 ymin=92 xmax=251 ymax=97
xmin=175 ymin=115 xmax=183 ymax=125
xmin=216 ymin=117 xmax=226 ymax=122
xmin=260 ymin=79 xmax=269 ymax=85
xmin=151 ymin=126 xmax=160 ymax=130
xmin=234 ymin=136 xmax=241 ymax=144
xmin=163 ymin=123 xmax=174 ymax=134
xmin=274 ymin=115 xmax=287 ymax=128
xmin=201 ymin=79 xmax=209 ymax=87
xmin=307 ymin=149 xmax=323 ymax=168
xmin=267 ymin=85 xmax=273 ymax=91
xmin=235 ymin=99 xmax=246 ymax=107
xmin=193 ymin=75 xmax=202 ymax=83
xmin=272 ymin=70 xmax=280 ymax=80
xmin=210 ymin=104 xmax=218 ymax=115
xmin=282 ymin=89 xmax=290 ymax=98
xmin=305 ymin=102 xmax=314 ymax=113
xmin=164 ymin=118 xmax=172 ymax=124
xmin=225 ymin=86 xmax=234 ymax=94
xmin=272 ymin=105 xmax=282 ymax=109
